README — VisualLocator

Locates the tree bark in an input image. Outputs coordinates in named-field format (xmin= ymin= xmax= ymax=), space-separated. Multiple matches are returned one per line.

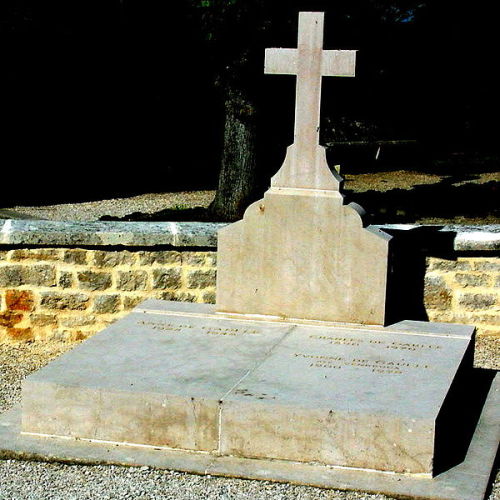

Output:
xmin=208 ymin=86 xmax=258 ymax=221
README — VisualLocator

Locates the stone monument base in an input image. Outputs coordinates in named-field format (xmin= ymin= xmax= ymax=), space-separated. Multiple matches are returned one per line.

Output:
xmin=0 ymin=300 xmax=498 ymax=500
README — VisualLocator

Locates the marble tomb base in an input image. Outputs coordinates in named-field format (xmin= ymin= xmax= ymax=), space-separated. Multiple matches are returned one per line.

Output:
xmin=0 ymin=300 xmax=498 ymax=500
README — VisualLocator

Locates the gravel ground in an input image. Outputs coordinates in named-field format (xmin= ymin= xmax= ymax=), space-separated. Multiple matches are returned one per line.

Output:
xmin=0 ymin=343 xmax=498 ymax=500
xmin=1 ymin=170 xmax=497 ymax=224
xmin=0 ymin=191 xmax=216 ymax=222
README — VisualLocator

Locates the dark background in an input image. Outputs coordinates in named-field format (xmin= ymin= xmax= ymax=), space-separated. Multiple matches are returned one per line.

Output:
xmin=1 ymin=0 xmax=498 ymax=205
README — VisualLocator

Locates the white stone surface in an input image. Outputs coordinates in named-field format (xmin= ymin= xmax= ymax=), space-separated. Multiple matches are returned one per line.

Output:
xmin=264 ymin=12 xmax=355 ymax=190
xmin=217 ymin=12 xmax=391 ymax=324
xmin=21 ymin=301 xmax=476 ymax=475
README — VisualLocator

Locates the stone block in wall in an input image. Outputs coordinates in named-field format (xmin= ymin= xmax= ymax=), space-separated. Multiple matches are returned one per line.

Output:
xmin=184 ymin=252 xmax=209 ymax=266
xmin=184 ymin=252 xmax=217 ymax=267
xmin=93 ymin=251 xmax=136 ymax=268
xmin=423 ymin=273 xmax=452 ymax=311
xmin=10 ymin=249 xmax=61 ymax=262
xmin=472 ymin=260 xmax=500 ymax=272
xmin=40 ymin=292 xmax=90 ymax=311
xmin=117 ymin=271 xmax=148 ymax=291
xmin=139 ymin=251 xmax=181 ymax=265
xmin=0 ymin=311 xmax=23 ymax=328
xmin=58 ymin=271 xmax=74 ymax=289
xmin=5 ymin=290 xmax=34 ymax=311
xmin=77 ymin=271 xmax=113 ymax=291
xmin=426 ymin=257 xmax=472 ymax=272
xmin=7 ymin=327 xmax=33 ymax=340
xmin=123 ymin=296 xmax=145 ymax=310
xmin=187 ymin=269 xmax=217 ymax=289
xmin=30 ymin=314 xmax=58 ymax=327
xmin=457 ymin=293 xmax=497 ymax=311
xmin=93 ymin=295 xmax=121 ymax=314
xmin=203 ymin=291 xmax=216 ymax=304
xmin=63 ymin=250 xmax=88 ymax=265
xmin=60 ymin=316 xmax=97 ymax=328
xmin=454 ymin=273 xmax=491 ymax=288
xmin=152 ymin=269 xmax=182 ymax=290
xmin=160 ymin=291 xmax=197 ymax=303
xmin=0 ymin=265 xmax=56 ymax=287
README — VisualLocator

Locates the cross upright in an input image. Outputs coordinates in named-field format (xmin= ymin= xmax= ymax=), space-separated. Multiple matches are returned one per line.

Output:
xmin=265 ymin=12 xmax=356 ymax=191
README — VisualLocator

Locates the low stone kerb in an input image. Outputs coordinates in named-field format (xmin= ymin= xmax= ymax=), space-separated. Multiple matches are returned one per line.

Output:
xmin=0 ymin=220 xmax=498 ymax=252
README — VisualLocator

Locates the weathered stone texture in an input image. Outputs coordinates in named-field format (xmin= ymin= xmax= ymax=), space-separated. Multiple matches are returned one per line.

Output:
xmin=30 ymin=314 xmax=58 ymax=327
xmin=63 ymin=250 xmax=88 ymax=265
xmin=10 ymin=249 xmax=60 ymax=262
xmin=93 ymin=251 xmax=136 ymax=268
xmin=0 ymin=311 xmax=23 ymax=328
xmin=0 ymin=248 xmax=495 ymax=357
xmin=426 ymin=257 xmax=472 ymax=272
xmin=93 ymin=295 xmax=121 ymax=314
xmin=7 ymin=327 xmax=33 ymax=340
xmin=424 ymin=274 xmax=452 ymax=311
xmin=184 ymin=252 xmax=209 ymax=266
xmin=188 ymin=270 xmax=217 ymax=289
xmin=139 ymin=251 xmax=181 ymax=266
xmin=123 ymin=296 xmax=144 ymax=311
xmin=152 ymin=269 xmax=182 ymax=290
xmin=77 ymin=271 xmax=113 ymax=291
xmin=0 ymin=247 xmax=217 ymax=341
xmin=458 ymin=293 xmax=497 ymax=310
xmin=60 ymin=315 xmax=97 ymax=328
xmin=5 ymin=290 xmax=34 ymax=311
xmin=58 ymin=271 xmax=74 ymax=289
xmin=117 ymin=271 xmax=148 ymax=291
xmin=40 ymin=292 xmax=90 ymax=311
xmin=425 ymin=257 xmax=499 ymax=367
xmin=203 ymin=291 xmax=216 ymax=304
xmin=0 ymin=265 xmax=56 ymax=287
xmin=454 ymin=273 xmax=491 ymax=288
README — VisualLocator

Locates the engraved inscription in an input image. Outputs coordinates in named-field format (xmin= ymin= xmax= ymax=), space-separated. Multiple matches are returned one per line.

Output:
xmin=309 ymin=334 xmax=442 ymax=351
xmin=386 ymin=341 xmax=442 ymax=351
xmin=139 ymin=320 xmax=191 ymax=332
xmin=138 ymin=320 xmax=260 ymax=337
xmin=294 ymin=353 xmax=430 ymax=374
xmin=309 ymin=334 xmax=362 ymax=346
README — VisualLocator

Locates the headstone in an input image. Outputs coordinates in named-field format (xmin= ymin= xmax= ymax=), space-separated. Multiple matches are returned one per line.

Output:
xmin=216 ymin=12 xmax=391 ymax=325
xmin=0 ymin=11 xmax=498 ymax=500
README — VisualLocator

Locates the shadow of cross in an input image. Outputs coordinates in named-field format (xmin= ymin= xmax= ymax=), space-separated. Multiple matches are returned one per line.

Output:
xmin=265 ymin=12 xmax=356 ymax=191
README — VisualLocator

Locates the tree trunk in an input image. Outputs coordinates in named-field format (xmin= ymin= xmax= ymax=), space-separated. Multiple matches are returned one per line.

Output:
xmin=208 ymin=86 xmax=258 ymax=221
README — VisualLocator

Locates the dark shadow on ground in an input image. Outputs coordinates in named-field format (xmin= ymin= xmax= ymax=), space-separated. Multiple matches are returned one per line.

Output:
xmin=98 ymin=178 xmax=499 ymax=224
xmin=434 ymin=357 xmax=496 ymax=476
xmin=344 ymin=178 xmax=499 ymax=225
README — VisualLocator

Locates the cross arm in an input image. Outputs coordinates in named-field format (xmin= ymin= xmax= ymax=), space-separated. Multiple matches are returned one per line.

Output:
xmin=321 ymin=50 xmax=357 ymax=77
xmin=264 ymin=48 xmax=298 ymax=75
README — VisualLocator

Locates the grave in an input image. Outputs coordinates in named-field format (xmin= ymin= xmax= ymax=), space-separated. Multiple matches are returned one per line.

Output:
xmin=0 ymin=11 xmax=498 ymax=500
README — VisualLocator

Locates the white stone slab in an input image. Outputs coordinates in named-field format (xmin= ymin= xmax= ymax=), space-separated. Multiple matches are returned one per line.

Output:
xmin=22 ymin=306 xmax=292 ymax=451
xmin=220 ymin=324 xmax=472 ymax=473
xmin=21 ymin=301 xmax=477 ymax=476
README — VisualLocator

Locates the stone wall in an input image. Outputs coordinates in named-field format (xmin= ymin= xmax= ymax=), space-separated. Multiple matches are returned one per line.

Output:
xmin=425 ymin=257 xmax=499 ymax=339
xmin=0 ymin=248 xmax=216 ymax=342
xmin=0 ymin=249 xmax=498 ymax=343
xmin=0 ymin=220 xmax=498 ymax=368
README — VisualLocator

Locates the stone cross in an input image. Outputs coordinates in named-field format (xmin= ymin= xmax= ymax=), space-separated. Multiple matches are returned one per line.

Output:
xmin=265 ymin=12 xmax=356 ymax=190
